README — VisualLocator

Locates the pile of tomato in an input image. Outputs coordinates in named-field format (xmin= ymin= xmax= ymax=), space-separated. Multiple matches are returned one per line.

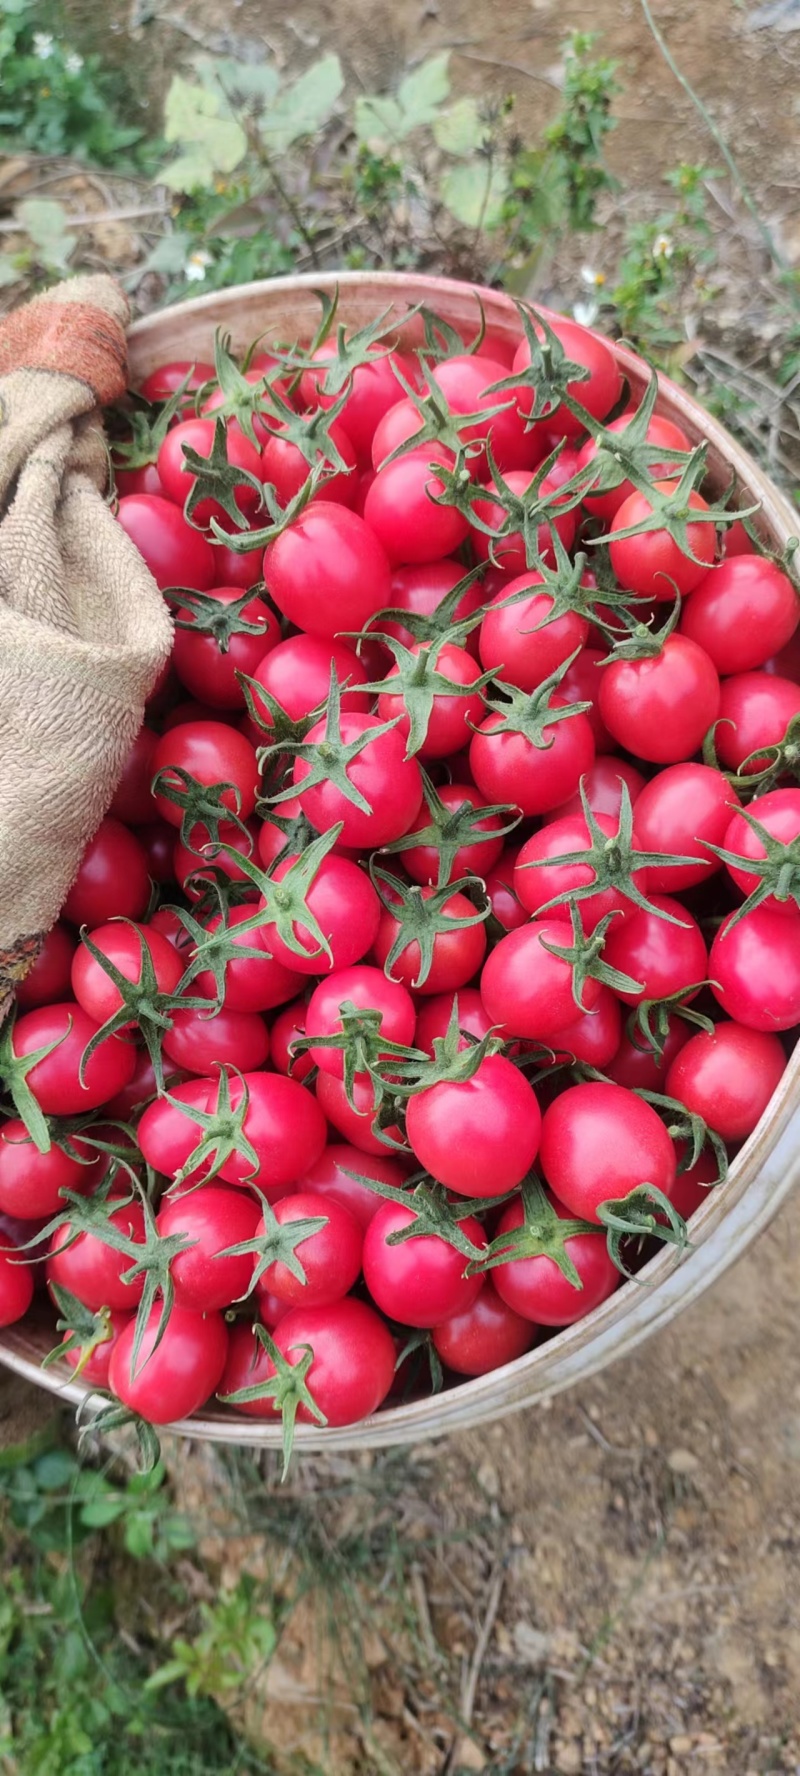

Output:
xmin=1 ymin=292 xmax=798 ymax=1455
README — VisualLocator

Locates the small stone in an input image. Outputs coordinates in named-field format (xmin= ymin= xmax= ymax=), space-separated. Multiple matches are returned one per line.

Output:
xmin=670 ymin=1735 xmax=693 ymax=1754
xmin=450 ymin=1734 xmax=486 ymax=1771
xmin=666 ymin=1448 xmax=701 ymax=1474
xmin=554 ymin=1742 xmax=583 ymax=1774
xmin=476 ymin=1459 xmax=499 ymax=1497
xmin=513 ymin=1621 xmax=550 ymax=1664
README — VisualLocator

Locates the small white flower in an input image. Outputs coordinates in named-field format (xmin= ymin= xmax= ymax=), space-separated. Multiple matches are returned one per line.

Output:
xmin=185 ymin=250 xmax=212 ymax=283
xmin=580 ymin=265 xmax=606 ymax=290
xmin=32 ymin=31 xmax=55 ymax=58
xmin=652 ymin=232 xmax=674 ymax=262
xmin=573 ymin=298 xmax=598 ymax=327
xmin=64 ymin=51 xmax=84 ymax=74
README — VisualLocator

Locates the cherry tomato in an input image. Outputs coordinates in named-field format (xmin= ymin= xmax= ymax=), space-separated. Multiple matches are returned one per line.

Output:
xmin=514 ymin=810 xmax=645 ymax=933
xmin=605 ymin=1017 xmax=689 ymax=1094
xmin=552 ymin=987 xmax=623 ymax=1069
xmin=62 ymin=819 xmax=150 ymax=928
xmin=609 ymin=484 xmax=716 ymax=600
xmin=400 ymin=785 xmax=509 ymax=887
xmin=631 ymin=762 xmax=740 ymax=891
xmin=139 ymin=360 xmax=214 ymax=403
xmin=254 ymin=1191 xmax=363 ymax=1308
xmin=315 ymin=1068 xmax=406 ymax=1156
xmin=680 ymin=556 xmax=799 ymax=675
xmin=363 ymin=1199 xmax=486 ymax=1327
xmin=665 ymin=1019 xmax=786 ymax=1142
xmin=432 ymin=1279 xmax=536 ymax=1375
xmin=598 ymin=636 xmax=720 ymax=765
xmin=261 ymin=416 xmax=357 ymax=508
xmin=260 ymin=851 xmax=381 ymax=976
xmin=470 ymin=700 xmax=595 ymax=818
xmin=431 ymin=353 xmax=545 ymax=473
xmin=11 ymin=1003 xmax=136 ymax=1116
xmin=304 ymin=965 xmax=416 ymax=1079
xmin=406 ymin=1052 xmax=541 ymax=1197
xmin=0 ymin=1121 xmax=103 ymax=1219
xmin=117 ymin=494 xmax=215 ymax=591
xmin=539 ymin=1081 xmax=676 ymax=1222
xmin=292 ymin=713 xmax=423 ymax=849
xmin=192 ymin=906 xmax=304 ymax=1013
xmin=543 ymin=756 xmax=647 ymax=826
xmin=248 ymin=633 xmax=370 ymax=734
xmin=271 ymin=1297 xmax=397 ymax=1425
xmin=299 ymin=345 xmax=420 ymax=462
xmin=709 ymin=904 xmax=800 ymax=1030
xmin=374 ymin=559 xmax=487 ymax=660
xmin=171 ymin=587 xmax=281 ymax=709
xmin=413 ymin=989 xmax=494 ymax=1056
xmin=601 ymin=894 xmax=707 ymax=1007
xmin=294 ymin=1142 xmax=409 ymax=1230
xmin=491 ymin=1193 xmax=619 ymax=1325
xmin=162 ymin=1003 xmax=270 ymax=1075
xmin=469 ymin=469 xmax=578 ymax=578
xmin=270 ymin=997 xmax=314 ymax=1082
xmin=71 ymin=921 xmax=183 ymax=1028
xmin=557 ymin=646 xmax=615 ymax=752
xmin=156 ymin=1184 xmax=261 ymax=1311
xmin=478 ymin=573 xmax=589 ymax=692
xmin=109 ymin=727 xmax=159 ymax=826
xmin=720 ymin=788 xmax=800 ymax=914
xmin=15 ymin=922 xmax=76 ymax=1010
xmin=377 ymin=642 xmax=486 ymax=759
xmin=714 ymin=671 xmax=800 ymax=775
xmin=152 ymin=722 xmax=259 ymax=829
xmin=63 ymin=1308 xmax=133 ymax=1388
xmin=577 ymin=411 xmax=691 ymax=522
xmin=109 ymin=1304 xmax=228 ymax=1424
xmin=511 ymin=314 xmax=622 ymax=438
xmin=373 ymin=885 xmax=487 ymax=995
xmin=173 ymin=818 xmax=260 ymax=904
xmin=0 ymin=1235 xmax=34 ymax=1326
xmin=47 ymin=1194 xmax=146 ymax=1312
xmin=157 ymin=417 xmax=262 ymax=528
xmin=364 ymin=449 xmax=469 ymax=566
xmin=480 ymin=919 xmax=602 ymax=1041
xmin=263 ymin=502 xmax=391 ymax=637
xmin=483 ymin=847 xmax=528 ymax=932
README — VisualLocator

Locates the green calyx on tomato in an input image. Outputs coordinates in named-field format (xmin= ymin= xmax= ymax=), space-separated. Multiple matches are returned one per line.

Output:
xmin=520 ymin=778 xmax=702 ymax=923
xmin=370 ymin=862 xmax=489 ymax=991
xmin=219 ymin=1321 xmax=326 ymax=1479
xmin=381 ymin=769 xmax=520 ymax=891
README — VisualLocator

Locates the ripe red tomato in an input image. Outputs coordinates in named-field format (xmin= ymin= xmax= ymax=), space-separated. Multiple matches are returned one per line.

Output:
xmin=609 ymin=484 xmax=716 ymax=600
xmin=373 ymin=885 xmax=487 ymax=995
xmin=171 ymin=588 xmax=281 ymax=709
xmin=544 ymin=756 xmax=647 ymax=826
xmin=511 ymin=314 xmax=622 ymax=437
xmin=432 ymin=1279 xmax=536 ymax=1375
xmin=299 ymin=346 xmax=420 ymax=462
xmin=260 ymin=851 xmax=381 ymax=976
xmin=364 ymin=451 xmax=468 ymax=565
xmin=109 ymin=727 xmax=159 ymax=826
xmin=431 ymin=353 xmax=545 ymax=473
xmin=552 ymin=987 xmax=623 ymax=1069
xmin=539 ymin=1081 xmax=677 ymax=1222
xmin=263 ymin=502 xmax=391 ymax=637
xmin=478 ymin=574 xmax=589 ymax=692
xmin=269 ymin=998 xmax=313 ymax=1082
xmin=631 ymin=763 xmax=739 ymax=891
xmin=363 ymin=1199 xmax=486 ymax=1327
xmin=138 ymin=1071 xmax=327 ymax=1197
xmin=62 ymin=1308 xmax=133 ymax=1388
xmin=261 ymin=417 xmax=357 ymax=508
xmin=665 ymin=1019 xmax=786 ymax=1142
xmin=304 ymin=965 xmax=416 ymax=1078
xmin=139 ymin=359 xmax=214 ymax=403
xmin=480 ymin=918 xmax=602 ymax=1041
xmin=117 ymin=494 xmax=215 ymax=591
xmin=605 ymin=1018 xmax=689 ymax=1094
xmin=152 ymin=722 xmax=259 ymax=829
xmin=218 ymin=1322 xmax=280 ymax=1418
xmin=491 ymin=1193 xmax=620 ymax=1325
xmin=374 ymin=559 xmax=487 ymax=659
xmin=0 ymin=1121 xmax=103 ymax=1219
xmin=71 ymin=921 xmax=183 ymax=1028
xmin=598 ymin=636 xmax=720 ymax=765
xmin=709 ymin=904 xmax=800 ymax=1030
xmin=11 ymin=1003 xmax=136 ymax=1116
xmin=109 ymin=1304 xmax=229 ymax=1424
xmin=0 ymin=1235 xmax=34 ymax=1326
xmin=680 ymin=556 xmax=799 ymax=675
xmin=406 ymin=1053 xmax=541 ymax=1197
xmin=315 ymin=1069 xmax=406 ymax=1156
xmin=377 ymin=641 xmax=486 ymax=759
xmin=15 ymin=922 xmax=76 ymax=1010
xmin=483 ymin=847 xmax=528 ymax=932
xmin=270 ymin=1297 xmax=397 ymax=1425
xmin=577 ymin=411 xmax=691 ymax=522
xmin=46 ymin=1195 xmax=146 ymax=1312
xmin=470 ymin=700 xmax=595 ymax=817
xmin=600 ymin=894 xmax=707 ymax=1007
xmin=248 ymin=633 xmax=370 ymax=734
xmin=720 ymin=789 xmax=800 ymax=914
xmin=62 ymin=819 xmax=150 ymax=928
xmin=193 ymin=906 xmax=303 ymax=1013
xmin=162 ymin=1003 xmax=270 ymax=1075
xmin=156 ymin=1184 xmax=261 ymax=1311
xmin=714 ymin=672 xmax=800 ymax=775
xmin=469 ymin=470 xmax=578 ymax=578
xmin=294 ymin=1142 xmax=409 ymax=1230
xmin=413 ymin=988 xmax=494 ymax=1056
xmin=558 ymin=647 xmax=615 ymax=752
xmin=157 ymin=417 xmax=262 ymax=528
xmin=514 ymin=810 xmax=644 ymax=933
xmin=400 ymin=785 xmax=508 ymax=888
xmin=292 ymin=713 xmax=423 ymax=848
xmin=173 ymin=819 xmax=259 ymax=904
xmin=254 ymin=1191 xmax=363 ymax=1307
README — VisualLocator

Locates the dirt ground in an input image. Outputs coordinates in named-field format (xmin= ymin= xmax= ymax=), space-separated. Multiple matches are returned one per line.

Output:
xmin=45 ymin=3 xmax=800 ymax=1767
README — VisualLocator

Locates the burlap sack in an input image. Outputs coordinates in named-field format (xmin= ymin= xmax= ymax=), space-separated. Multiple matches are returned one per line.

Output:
xmin=0 ymin=275 xmax=172 ymax=1015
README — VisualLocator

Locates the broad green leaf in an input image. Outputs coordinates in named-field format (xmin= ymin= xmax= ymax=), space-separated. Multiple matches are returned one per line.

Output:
xmin=353 ymin=93 xmax=404 ymax=147
xmin=440 ymin=160 xmax=509 ymax=230
xmin=397 ymin=52 xmax=451 ymax=129
xmin=194 ymin=55 xmax=280 ymax=108
xmin=433 ymin=96 xmax=485 ymax=156
xmin=16 ymin=198 xmax=73 ymax=271
xmin=139 ymin=231 xmax=194 ymax=276
xmin=259 ymin=52 xmax=344 ymax=154
xmin=161 ymin=76 xmax=247 ymax=191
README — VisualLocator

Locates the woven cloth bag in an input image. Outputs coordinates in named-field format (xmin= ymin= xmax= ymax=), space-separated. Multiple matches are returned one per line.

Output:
xmin=0 ymin=274 xmax=171 ymax=1015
